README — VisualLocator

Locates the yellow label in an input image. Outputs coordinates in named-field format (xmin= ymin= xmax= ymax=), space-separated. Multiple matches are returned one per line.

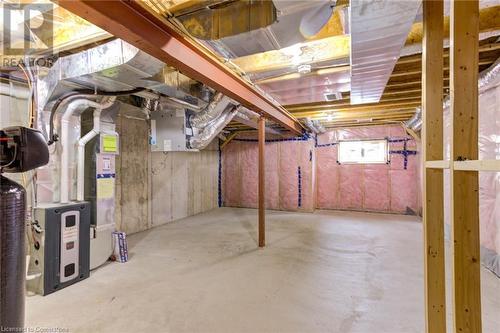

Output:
xmin=103 ymin=135 xmax=118 ymax=153
xmin=97 ymin=178 xmax=114 ymax=199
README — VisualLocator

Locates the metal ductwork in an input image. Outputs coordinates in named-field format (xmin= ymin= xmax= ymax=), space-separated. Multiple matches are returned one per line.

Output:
xmin=349 ymin=0 xmax=422 ymax=105
xmin=405 ymin=57 xmax=500 ymax=132
xmin=404 ymin=107 xmax=422 ymax=132
xmin=189 ymin=104 xmax=240 ymax=150
xmin=303 ymin=117 xmax=325 ymax=134
xmin=37 ymin=39 xmax=201 ymax=117
xmin=189 ymin=92 xmax=233 ymax=128
xmin=186 ymin=0 xmax=336 ymax=58
xmin=187 ymin=93 xmax=239 ymax=150
xmin=312 ymin=120 xmax=326 ymax=133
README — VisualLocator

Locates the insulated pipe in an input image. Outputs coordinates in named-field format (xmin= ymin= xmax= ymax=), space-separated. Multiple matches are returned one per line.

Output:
xmin=60 ymin=98 xmax=113 ymax=203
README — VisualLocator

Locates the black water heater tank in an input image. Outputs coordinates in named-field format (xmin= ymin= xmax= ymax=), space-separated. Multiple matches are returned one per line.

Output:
xmin=0 ymin=175 xmax=26 ymax=329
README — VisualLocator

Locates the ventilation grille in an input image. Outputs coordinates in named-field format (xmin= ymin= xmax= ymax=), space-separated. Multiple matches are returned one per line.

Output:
xmin=324 ymin=92 xmax=342 ymax=101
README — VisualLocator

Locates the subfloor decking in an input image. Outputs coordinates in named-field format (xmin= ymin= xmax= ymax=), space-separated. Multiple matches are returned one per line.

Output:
xmin=26 ymin=208 xmax=500 ymax=333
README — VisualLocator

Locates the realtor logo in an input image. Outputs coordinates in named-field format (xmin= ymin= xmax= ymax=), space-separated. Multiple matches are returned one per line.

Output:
xmin=2 ymin=2 xmax=53 ymax=56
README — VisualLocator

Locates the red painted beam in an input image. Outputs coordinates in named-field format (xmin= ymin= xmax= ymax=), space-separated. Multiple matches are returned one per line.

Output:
xmin=58 ymin=0 xmax=303 ymax=134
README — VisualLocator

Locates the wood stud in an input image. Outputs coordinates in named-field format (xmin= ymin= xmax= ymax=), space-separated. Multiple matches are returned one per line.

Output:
xmin=450 ymin=1 xmax=482 ymax=332
xmin=422 ymin=1 xmax=446 ymax=332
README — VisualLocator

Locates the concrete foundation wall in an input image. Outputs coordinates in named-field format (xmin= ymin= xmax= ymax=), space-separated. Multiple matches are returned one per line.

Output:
xmin=115 ymin=104 xmax=218 ymax=235
xmin=151 ymin=150 xmax=218 ymax=227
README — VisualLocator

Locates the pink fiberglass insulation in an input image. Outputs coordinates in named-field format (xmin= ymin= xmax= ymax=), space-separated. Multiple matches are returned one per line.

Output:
xmin=338 ymin=164 xmax=364 ymax=210
xmin=222 ymin=136 xmax=315 ymax=212
xmin=364 ymin=166 xmax=390 ymax=211
xmin=222 ymin=141 xmax=241 ymax=207
xmin=316 ymin=145 xmax=340 ymax=208
xmin=265 ymin=143 xmax=280 ymax=210
xmin=279 ymin=140 xmax=301 ymax=211
xmin=222 ymin=124 xmax=419 ymax=215
xmin=315 ymin=124 xmax=419 ymax=214
xmin=239 ymin=142 xmax=258 ymax=208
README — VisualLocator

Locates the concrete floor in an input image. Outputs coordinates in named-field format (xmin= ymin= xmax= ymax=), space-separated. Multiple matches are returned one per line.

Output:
xmin=26 ymin=208 xmax=500 ymax=333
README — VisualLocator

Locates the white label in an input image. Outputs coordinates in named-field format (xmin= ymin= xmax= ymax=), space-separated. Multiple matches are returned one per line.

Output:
xmin=102 ymin=157 xmax=111 ymax=171
xmin=164 ymin=139 xmax=172 ymax=151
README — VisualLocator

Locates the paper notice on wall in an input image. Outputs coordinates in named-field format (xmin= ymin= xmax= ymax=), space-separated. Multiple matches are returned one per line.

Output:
xmin=103 ymin=135 xmax=118 ymax=153
xmin=97 ymin=178 xmax=114 ymax=199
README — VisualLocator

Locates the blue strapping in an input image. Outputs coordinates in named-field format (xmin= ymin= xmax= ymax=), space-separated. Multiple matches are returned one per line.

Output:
xmin=297 ymin=166 xmax=302 ymax=207
xmin=389 ymin=137 xmax=417 ymax=170
xmin=315 ymin=142 xmax=338 ymax=148
xmin=232 ymin=133 xmax=310 ymax=143
xmin=217 ymin=141 xmax=223 ymax=207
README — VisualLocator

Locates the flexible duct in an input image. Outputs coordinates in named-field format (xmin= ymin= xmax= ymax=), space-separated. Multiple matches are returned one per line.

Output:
xmin=303 ymin=117 xmax=322 ymax=134
xmin=312 ymin=120 xmax=326 ymax=133
xmin=406 ymin=57 xmax=500 ymax=132
xmin=189 ymin=93 xmax=231 ymax=128
xmin=0 ymin=175 xmax=26 ymax=330
xmin=60 ymin=98 xmax=115 ymax=203
xmin=189 ymin=105 xmax=239 ymax=150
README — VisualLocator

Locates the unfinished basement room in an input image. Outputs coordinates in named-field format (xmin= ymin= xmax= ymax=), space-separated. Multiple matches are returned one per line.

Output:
xmin=1 ymin=0 xmax=500 ymax=332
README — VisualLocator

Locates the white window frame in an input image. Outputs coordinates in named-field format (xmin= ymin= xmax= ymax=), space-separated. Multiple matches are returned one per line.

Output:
xmin=337 ymin=139 xmax=389 ymax=164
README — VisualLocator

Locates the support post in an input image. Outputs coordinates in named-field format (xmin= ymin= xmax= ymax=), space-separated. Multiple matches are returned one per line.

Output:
xmin=258 ymin=116 xmax=266 ymax=247
xmin=450 ymin=1 xmax=481 ymax=332
xmin=422 ymin=1 xmax=446 ymax=332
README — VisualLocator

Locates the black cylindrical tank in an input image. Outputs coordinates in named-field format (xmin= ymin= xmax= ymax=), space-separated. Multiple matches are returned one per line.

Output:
xmin=0 ymin=175 xmax=26 ymax=329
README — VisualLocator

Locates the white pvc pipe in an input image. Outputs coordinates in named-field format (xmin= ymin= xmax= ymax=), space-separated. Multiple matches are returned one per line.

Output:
xmin=60 ymin=98 xmax=108 ymax=203
xmin=76 ymin=109 xmax=102 ymax=201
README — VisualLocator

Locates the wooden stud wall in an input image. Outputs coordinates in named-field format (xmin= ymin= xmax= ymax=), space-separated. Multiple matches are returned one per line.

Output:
xmin=450 ymin=1 xmax=482 ymax=332
xmin=421 ymin=1 xmax=446 ymax=331
xmin=422 ymin=1 xmax=490 ymax=332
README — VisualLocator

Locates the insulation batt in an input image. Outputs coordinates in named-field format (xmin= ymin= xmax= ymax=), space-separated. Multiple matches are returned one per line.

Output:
xmin=222 ymin=125 xmax=420 ymax=214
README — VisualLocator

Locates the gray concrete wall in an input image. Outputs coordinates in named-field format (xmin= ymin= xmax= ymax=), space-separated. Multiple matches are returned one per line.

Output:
xmin=151 ymin=150 xmax=218 ymax=227
xmin=115 ymin=104 xmax=218 ymax=235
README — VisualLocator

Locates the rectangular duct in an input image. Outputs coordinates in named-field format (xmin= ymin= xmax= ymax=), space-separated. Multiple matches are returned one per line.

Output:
xmin=349 ymin=0 xmax=422 ymax=105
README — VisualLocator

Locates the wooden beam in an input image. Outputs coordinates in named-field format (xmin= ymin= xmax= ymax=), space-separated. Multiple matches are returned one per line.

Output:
xmin=454 ymin=159 xmax=500 ymax=172
xmin=425 ymin=160 xmax=450 ymax=170
xmin=57 ymin=0 xmax=303 ymax=135
xmin=258 ymin=116 xmax=266 ymax=247
xmin=450 ymin=1 xmax=482 ymax=332
xmin=422 ymin=1 xmax=446 ymax=332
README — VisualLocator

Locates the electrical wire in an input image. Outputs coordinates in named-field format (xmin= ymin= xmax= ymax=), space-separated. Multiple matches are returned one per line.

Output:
xmin=17 ymin=63 xmax=35 ymax=128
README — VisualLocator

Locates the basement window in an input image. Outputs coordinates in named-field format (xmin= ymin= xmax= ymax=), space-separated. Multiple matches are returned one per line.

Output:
xmin=338 ymin=139 xmax=388 ymax=164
